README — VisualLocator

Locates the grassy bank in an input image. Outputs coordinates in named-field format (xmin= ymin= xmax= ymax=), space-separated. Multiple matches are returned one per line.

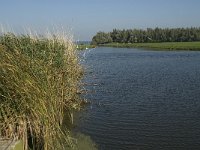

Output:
xmin=100 ymin=42 xmax=200 ymax=50
xmin=76 ymin=44 xmax=96 ymax=50
xmin=0 ymin=32 xmax=83 ymax=150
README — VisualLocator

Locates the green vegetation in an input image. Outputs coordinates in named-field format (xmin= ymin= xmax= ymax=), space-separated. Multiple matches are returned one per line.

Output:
xmin=101 ymin=42 xmax=200 ymax=50
xmin=0 ymin=32 xmax=83 ymax=150
xmin=76 ymin=44 xmax=96 ymax=50
xmin=91 ymin=32 xmax=112 ymax=45
xmin=92 ymin=27 xmax=200 ymax=45
xmin=12 ymin=141 xmax=23 ymax=150
xmin=68 ymin=133 xmax=97 ymax=150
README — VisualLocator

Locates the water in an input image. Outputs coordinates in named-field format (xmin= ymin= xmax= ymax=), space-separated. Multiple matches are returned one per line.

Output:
xmin=76 ymin=47 xmax=200 ymax=150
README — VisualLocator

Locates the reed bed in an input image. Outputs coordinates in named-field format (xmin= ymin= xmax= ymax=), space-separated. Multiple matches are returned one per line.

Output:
xmin=0 ymin=31 xmax=82 ymax=149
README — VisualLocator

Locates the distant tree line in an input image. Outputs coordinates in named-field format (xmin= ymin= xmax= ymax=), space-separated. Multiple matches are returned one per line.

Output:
xmin=91 ymin=27 xmax=200 ymax=45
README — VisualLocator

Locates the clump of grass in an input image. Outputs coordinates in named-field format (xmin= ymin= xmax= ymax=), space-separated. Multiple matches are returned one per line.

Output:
xmin=0 ymin=31 xmax=82 ymax=149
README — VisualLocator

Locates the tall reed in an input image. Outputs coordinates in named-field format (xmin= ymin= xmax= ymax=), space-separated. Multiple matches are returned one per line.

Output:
xmin=0 ymin=31 xmax=82 ymax=149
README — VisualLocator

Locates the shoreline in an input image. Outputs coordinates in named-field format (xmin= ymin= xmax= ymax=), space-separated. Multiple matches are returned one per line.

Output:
xmin=99 ymin=42 xmax=200 ymax=51
xmin=76 ymin=44 xmax=96 ymax=50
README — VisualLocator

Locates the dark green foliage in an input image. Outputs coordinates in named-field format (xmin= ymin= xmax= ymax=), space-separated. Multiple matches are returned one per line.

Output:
xmin=91 ymin=32 xmax=112 ymax=45
xmin=92 ymin=27 xmax=200 ymax=45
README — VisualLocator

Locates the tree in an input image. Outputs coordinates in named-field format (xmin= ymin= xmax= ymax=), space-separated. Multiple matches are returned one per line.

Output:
xmin=91 ymin=32 xmax=112 ymax=45
xmin=91 ymin=27 xmax=200 ymax=44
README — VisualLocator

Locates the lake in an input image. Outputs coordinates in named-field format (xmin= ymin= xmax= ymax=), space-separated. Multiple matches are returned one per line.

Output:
xmin=76 ymin=47 xmax=200 ymax=150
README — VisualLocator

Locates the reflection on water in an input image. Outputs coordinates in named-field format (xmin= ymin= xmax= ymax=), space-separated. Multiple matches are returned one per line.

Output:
xmin=72 ymin=133 xmax=98 ymax=150
xmin=76 ymin=47 xmax=200 ymax=150
xmin=62 ymin=109 xmax=98 ymax=150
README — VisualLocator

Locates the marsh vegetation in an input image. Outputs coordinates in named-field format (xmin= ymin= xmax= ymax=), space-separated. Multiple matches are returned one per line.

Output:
xmin=0 ymin=31 xmax=83 ymax=150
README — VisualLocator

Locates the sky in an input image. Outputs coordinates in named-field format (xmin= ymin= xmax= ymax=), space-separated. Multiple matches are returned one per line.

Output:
xmin=0 ymin=0 xmax=200 ymax=41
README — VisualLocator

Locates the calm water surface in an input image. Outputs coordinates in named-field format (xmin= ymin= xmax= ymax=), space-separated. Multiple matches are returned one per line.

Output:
xmin=76 ymin=47 xmax=200 ymax=150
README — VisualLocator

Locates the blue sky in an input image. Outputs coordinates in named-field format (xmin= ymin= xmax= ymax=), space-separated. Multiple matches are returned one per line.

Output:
xmin=0 ymin=0 xmax=200 ymax=40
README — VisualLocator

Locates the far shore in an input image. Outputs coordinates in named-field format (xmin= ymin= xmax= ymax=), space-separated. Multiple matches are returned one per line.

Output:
xmin=99 ymin=42 xmax=200 ymax=51
xmin=76 ymin=44 xmax=96 ymax=50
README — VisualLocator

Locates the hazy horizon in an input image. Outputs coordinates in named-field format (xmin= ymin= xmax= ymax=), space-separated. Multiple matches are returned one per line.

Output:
xmin=1 ymin=0 xmax=200 ymax=41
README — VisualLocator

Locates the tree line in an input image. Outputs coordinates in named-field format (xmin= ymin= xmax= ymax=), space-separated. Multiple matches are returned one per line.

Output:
xmin=91 ymin=27 xmax=200 ymax=45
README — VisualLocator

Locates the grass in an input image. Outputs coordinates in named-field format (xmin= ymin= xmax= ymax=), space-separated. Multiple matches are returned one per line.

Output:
xmin=101 ymin=41 xmax=200 ymax=50
xmin=76 ymin=44 xmax=96 ymax=50
xmin=0 ymin=31 xmax=83 ymax=150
